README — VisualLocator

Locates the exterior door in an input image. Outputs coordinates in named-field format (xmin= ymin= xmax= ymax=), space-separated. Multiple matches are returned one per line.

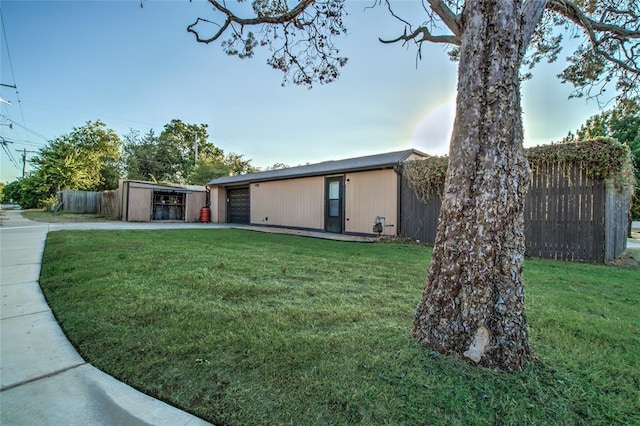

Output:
xmin=325 ymin=177 xmax=344 ymax=233
xmin=152 ymin=191 xmax=185 ymax=221
xmin=227 ymin=187 xmax=250 ymax=224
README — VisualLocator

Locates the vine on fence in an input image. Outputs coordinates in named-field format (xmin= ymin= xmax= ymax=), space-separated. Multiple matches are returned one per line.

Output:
xmin=403 ymin=137 xmax=636 ymax=201
xmin=403 ymin=155 xmax=449 ymax=201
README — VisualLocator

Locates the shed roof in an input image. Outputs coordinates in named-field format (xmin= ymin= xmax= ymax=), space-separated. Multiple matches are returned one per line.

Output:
xmin=123 ymin=180 xmax=206 ymax=193
xmin=207 ymin=149 xmax=427 ymax=186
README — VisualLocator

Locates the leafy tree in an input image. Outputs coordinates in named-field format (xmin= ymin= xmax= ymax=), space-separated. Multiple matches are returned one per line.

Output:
xmin=123 ymin=129 xmax=163 ymax=182
xmin=123 ymin=128 xmax=190 ymax=182
xmin=124 ymin=121 xmax=225 ymax=183
xmin=64 ymin=120 xmax=121 ymax=190
xmin=124 ymin=120 xmax=256 ymax=184
xmin=159 ymin=119 xmax=224 ymax=179
xmin=1 ymin=180 xmax=20 ymax=204
xmin=17 ymin=120 xmax=122 ymax=208
xmin=264 ymin=162 xmax=290 ymax=171
xmin=32 ymin=139 xmax=102 ymax=193
xmin=185 ymin=0 xmax=639 ymax=370
xmin=18 ymin=175 xmax=51 ymax=209
xmin=188 ymin=153 xmax=258 ymax=185
xmin=1 ymin=176 xmax=51 ymax=209
xmin=124 ymin=129 xmax=192 ymax=183
xmin=564 ymin=99 xmax=640 ymax=219
xmin=223 ymin=152 xmax=259 ymax=175
xmin=188 ymin=158 xmax=234 ymax=185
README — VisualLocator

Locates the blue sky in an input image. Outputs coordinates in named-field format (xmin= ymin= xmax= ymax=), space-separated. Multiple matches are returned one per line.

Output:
xmin=1 ymin=0 xmax=603 ymax=183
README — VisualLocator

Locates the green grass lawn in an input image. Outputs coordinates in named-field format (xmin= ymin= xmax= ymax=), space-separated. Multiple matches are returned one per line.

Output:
xmin=39 ymin=229 xmax=639 ymax=425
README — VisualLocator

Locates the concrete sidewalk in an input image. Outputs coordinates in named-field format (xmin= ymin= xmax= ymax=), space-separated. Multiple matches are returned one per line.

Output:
xmin=629 ymin=221 xmax=640 ymax=249
xmin=0 ymin=210 xmax=212 ymax=425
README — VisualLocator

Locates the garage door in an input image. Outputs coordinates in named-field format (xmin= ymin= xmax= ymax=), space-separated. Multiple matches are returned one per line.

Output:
xmin=227 ymin=187 xmax=250 ymax=224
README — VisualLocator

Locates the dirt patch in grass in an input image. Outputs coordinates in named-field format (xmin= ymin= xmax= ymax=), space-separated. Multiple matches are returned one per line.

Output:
xmin=21 ymin=210 xmax=114 ymax=223
xmin=607 ymin=248 xmax=640 ymax=268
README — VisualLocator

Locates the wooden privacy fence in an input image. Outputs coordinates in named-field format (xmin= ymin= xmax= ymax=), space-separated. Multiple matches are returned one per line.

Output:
xmin=524 ymin=162 xmax=628 ymax=262
xmin=57 ymin=190 xmax=102 ymax=214
xmin=400 ymin=163 xmax=630 ymax=263
xmin=400 ymin=176 xmax=441 ymax=244
xmin=100 ymin=190 xmax=120 ymax=219
xmin=56 ymin=189 xmax=121 ymax=219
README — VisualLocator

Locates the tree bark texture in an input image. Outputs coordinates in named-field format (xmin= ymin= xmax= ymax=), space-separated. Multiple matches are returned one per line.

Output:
xmin=414 ymin=0 xmax=534 ymax=371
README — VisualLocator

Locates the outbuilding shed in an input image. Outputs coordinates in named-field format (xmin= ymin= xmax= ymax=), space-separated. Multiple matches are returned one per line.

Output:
xmin=206 ymin=149 xmax=427 ymax=236
xmin=119 ymin=180 xmax=207 ymax=222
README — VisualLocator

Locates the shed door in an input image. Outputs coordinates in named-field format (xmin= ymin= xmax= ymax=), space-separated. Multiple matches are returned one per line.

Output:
xmin=227 ymin=187 xmax=250 ymax=224
xmin=325 ymin=177 xmax=344 ymax=233
xmin=152 ymin=191 xmax=185 ymax=221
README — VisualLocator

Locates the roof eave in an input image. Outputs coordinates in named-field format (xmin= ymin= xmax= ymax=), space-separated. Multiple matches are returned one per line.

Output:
xmin=207 ymin=164 xmax=402 ymax=187
xmin=205 ymin=149 xmax=428 ymax=187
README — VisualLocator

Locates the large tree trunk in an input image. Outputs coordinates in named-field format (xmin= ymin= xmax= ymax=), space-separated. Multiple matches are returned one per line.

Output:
xmin=413 ymin=0 xmax=533 ymax=371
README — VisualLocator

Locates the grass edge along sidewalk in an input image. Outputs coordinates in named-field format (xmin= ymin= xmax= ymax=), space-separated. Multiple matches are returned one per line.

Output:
xmin=39 ymin=229 xmax=639 ymax=425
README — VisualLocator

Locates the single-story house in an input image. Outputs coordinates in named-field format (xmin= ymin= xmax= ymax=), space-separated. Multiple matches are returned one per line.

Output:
xmin=206 ymin=149 xmax=428 ymax=236
xmin=119 ymin=180 xmax=208 ymax=222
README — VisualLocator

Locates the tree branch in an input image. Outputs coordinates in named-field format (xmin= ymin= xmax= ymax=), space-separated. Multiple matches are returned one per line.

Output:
xmin=426 ymin=0 xmax=462 ymax=38
xmin=521 ymin=0 xmax=549 ymax=57
xmin=545 ymin=0 xmax=639 ymax=100
xmin=546 ymin=0 xmax=640 ymax=40
xmin=188 ymin=0 xmax=316 ymax=43
xmin=187 ymin=17 xmax=230 ymax=43
xmin=550 ymin=1 xmax=639 ymax=76
xmin=379 ymin=26 xmax=461 ymax=46
xmin=187 ymin=0 xmax=349 ymax=87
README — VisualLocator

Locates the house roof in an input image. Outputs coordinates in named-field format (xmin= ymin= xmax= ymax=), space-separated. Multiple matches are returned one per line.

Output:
xmin=207 ymin=149 xmax=427 ymax=186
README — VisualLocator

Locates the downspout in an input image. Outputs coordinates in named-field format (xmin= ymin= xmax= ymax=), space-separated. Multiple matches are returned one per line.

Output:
xmin=125 ymin=182 xmax=130 ymax=222
xmin=394 ymin=164 xmax=402 ymax=237
xmin=184 ymin=192 xmax=188 ymax=223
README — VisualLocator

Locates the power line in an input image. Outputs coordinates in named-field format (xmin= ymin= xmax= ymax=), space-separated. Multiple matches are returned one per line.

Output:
xmin=0 ymin=137 xmax=45 ymax=148
xmin=1 ymin=138 xmax=20 ymax=170
xmin=0 ymin=115 xmax=49 ymax=143
xmin=0 ymin=6 xmax=27 ymax=128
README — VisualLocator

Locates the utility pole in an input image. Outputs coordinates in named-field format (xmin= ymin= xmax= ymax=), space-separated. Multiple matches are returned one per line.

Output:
xmin=193 ymin=132 xmax=198 ymax=167
xmin=16 ymin=148 xmax=36 ymax=178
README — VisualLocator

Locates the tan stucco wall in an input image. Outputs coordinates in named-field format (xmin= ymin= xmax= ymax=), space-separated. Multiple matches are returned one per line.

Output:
xmin=404 ymin=152 xmax=425 ymax=162
xmin=345 ymin=169 xmax=398 ymax=235
xmin=127 ymin=187 xmax=152 ymax=222
xmin=250 ymin=177 xmax=324 ymax=229
xmin=209 ymin=186 xmax=227 ymax=223
xmin=209 ymin=187 xmax=218 ymax=222
xmin=186 ymin=192 xmax=207 ymax=222
xmin=119 ymin=180 xmax=128 ymax=221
